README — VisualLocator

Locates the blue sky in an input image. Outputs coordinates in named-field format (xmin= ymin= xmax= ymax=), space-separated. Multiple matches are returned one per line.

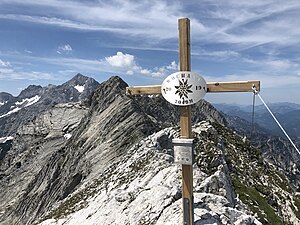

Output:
xmin=0 ymin=0 xmax=300 ymax=105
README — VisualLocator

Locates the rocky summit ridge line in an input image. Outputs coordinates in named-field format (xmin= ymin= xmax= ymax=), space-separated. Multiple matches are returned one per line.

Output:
xmin=0 ymin=75 xmax=299 ymax=225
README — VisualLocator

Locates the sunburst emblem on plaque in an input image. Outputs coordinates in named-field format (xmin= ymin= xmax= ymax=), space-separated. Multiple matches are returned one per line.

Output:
xmin=175 ymin=79 xmax=193 ymax=99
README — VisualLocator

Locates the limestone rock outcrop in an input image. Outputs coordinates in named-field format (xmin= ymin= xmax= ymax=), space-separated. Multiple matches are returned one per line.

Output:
xmin=0 ymin=76 xmax=299 ymax=225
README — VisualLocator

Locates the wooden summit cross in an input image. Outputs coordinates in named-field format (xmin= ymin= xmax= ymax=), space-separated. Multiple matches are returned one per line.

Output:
xmin=126 ymin=18 xmax=260 ymax=225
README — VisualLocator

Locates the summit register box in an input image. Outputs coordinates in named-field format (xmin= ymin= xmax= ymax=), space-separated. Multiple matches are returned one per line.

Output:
xmin=172 ymin=138 xmax=194 ymax=165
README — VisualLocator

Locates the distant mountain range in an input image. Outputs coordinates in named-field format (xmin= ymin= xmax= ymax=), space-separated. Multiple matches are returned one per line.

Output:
xmin=214 ymin=102 xmax=300 ymax=139
xmin=0 ymin=73 xmax=99 ymax=137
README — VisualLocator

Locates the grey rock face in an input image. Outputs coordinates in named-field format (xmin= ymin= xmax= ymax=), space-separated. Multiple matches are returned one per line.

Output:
xmin=222 ymin=109 xmax=300 ymax=191
xmin=0 ymin=140 xmax=12 ymax=161
xmin=37 ymin=124 xmax=261 ymax=225
xmin=135 ymin=95 xmax=226 ymax=129
xmin=0 ymin=73 xmax=99 ymax=137
xmin=0 ymin=76 xmax=158 ymax=225
xmin=0 ymin=92 xmax=14 ymax=103
xmin=18 ymin=85 xmax=43 ymax=99
xmin=0 ymin=75 xmax=299 ymax=225
xmin=0 ymin=76 xmax=228 ymax=225
xmin=195 ymin=122 xmax=300 ymax=224
xmin=0 ymin=103 xmax=88 ymax=225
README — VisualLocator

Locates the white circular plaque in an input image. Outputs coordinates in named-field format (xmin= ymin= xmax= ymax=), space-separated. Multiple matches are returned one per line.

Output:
xmin=161 ymin=71 xmax=207 ymax=106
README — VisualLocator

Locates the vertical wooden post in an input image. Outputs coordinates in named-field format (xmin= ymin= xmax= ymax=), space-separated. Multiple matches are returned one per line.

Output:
xmin=178 ymin=18 xmax=194 ymax=225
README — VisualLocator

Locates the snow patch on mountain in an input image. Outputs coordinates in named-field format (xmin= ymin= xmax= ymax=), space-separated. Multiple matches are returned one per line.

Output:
xmin=0 ymin=95 xmax=40 ymax=118
xmin=0 ymin=101 xmax=7 ymax=107
xmin=15 ymin=95 xmax=41 ymax=107
xmin=64 ymin=133 xmax=72 ymax=140
xmin=0 ymin=136 xmax=13 ymax=143
xmin=0 ymin=107 xmax=22 ymax=118
xmin=74 ymin=85 xmax=84 ymax=93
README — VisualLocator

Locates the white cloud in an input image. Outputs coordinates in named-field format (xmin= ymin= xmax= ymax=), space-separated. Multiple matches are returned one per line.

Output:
xmin=243 ymin=58 xmax=298 ymax=71
xmin=0 ymin=52 xmax=118 ymax=75
xmin=1 ymin=0 xmax=300 ymax=49
xmin=105 ymin=51 xmax=146 ymax=76
xmin=0 ymin=14 xmax=110 ymax=31
xmin=144 ymin=62 xmax=178 ymax=78
xmin=0 ymin=68 xmax=14 ymax=73
xmin=24 ymin=49 xmax=32 ymax=54
xmin=0 ymin=59 xmax=11 ymax=67
xmin=193 ymin=50 xmax=240 ymax=60
xmin=0 ymin=0 xmax=299 ymax=104
xmin=104 ymin=52 xmax=178 ymax=78
xmin=166 ymin=61 xmax=178 ymax=70
xmin=152 ymin=61 xmax=178 ymax=77
xmin=199 ymin=1 xmax=300 ymax=48
xmin=141 ymin=69 xmax=151 ymax=75
xmin=0 ymin=1 xmax=206 ymax=41
xmin=265 ymin=59 xmax=296 ymax=70
xmin=0 ymin=70 xmax=54 ymax=80
xmin=61 ymin=44 xmax=72 ymax=51
xmin=151 ymin=71 xmax=164 ymax=78
xmin=1 ymin=0 xmax=299 ymax=55
xmin=0 ymin=57 xmax=54 ymax=80
xmin=2 ymin=51 xmax=178 ymax=79
xmin=105 ymin=52 xmax=137 ymax=68
xmin=44 ymin=57 xmax=108 ymax=73
xmin=126 ymin=70 xmax=134 ymax=75
xmin=57 ymin=44 xmax=73 ymax=54
xmin=204 ymin=72 xmax=300 ymax=89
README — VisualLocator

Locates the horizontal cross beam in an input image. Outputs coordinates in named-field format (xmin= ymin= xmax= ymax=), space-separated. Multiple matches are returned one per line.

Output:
xmin=126 ymin=80 xmax=260 ymax=95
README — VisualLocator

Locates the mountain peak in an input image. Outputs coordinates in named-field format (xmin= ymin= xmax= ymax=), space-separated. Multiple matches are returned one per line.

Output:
xmin=107 ymin=76 xmax=128 ymax=88
xmin=18 ymin=85 xmax=43 ymax=99
xmin=0 ymin=92 xmax=14 ymax=102
xmin=96 ymin=76 xmax=128 ymax=97
xmin=64 ymin=73 xmax=89 ymax=86
xmin=0 ymin=74 xmax=100 ymax=137
xmin=73 ymin=73 xmax=88 ymax=80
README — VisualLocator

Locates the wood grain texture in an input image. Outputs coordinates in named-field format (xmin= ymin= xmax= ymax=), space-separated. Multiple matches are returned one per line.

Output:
xmin=179 ymin=106 xmax=192 ymax=138
xmin=207 ymin=80 xmax=260 ymax=92
xmin=179 ymin=18 xmax=194 ymax=225
xmin=126 ymin=80 xmax=260 ymax=95
xmin=179 ymin=18 xmax=190 ymax=72
xmin=126 ymin=85 xmax=161 ymax=95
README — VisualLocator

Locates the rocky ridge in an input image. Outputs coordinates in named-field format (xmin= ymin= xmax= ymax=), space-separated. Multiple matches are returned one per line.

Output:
xmin=0 ymin=76 xmax=158 ymax=225
xmin=0 ymin=76 xmax=299 ymax=225
xmin=223 ymin=112 xmax=300 ymax=193
xmin=196 ymin=122 xmax=300 ymax=224
xmin=39 ymin=122 xmax=262 ymax=225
